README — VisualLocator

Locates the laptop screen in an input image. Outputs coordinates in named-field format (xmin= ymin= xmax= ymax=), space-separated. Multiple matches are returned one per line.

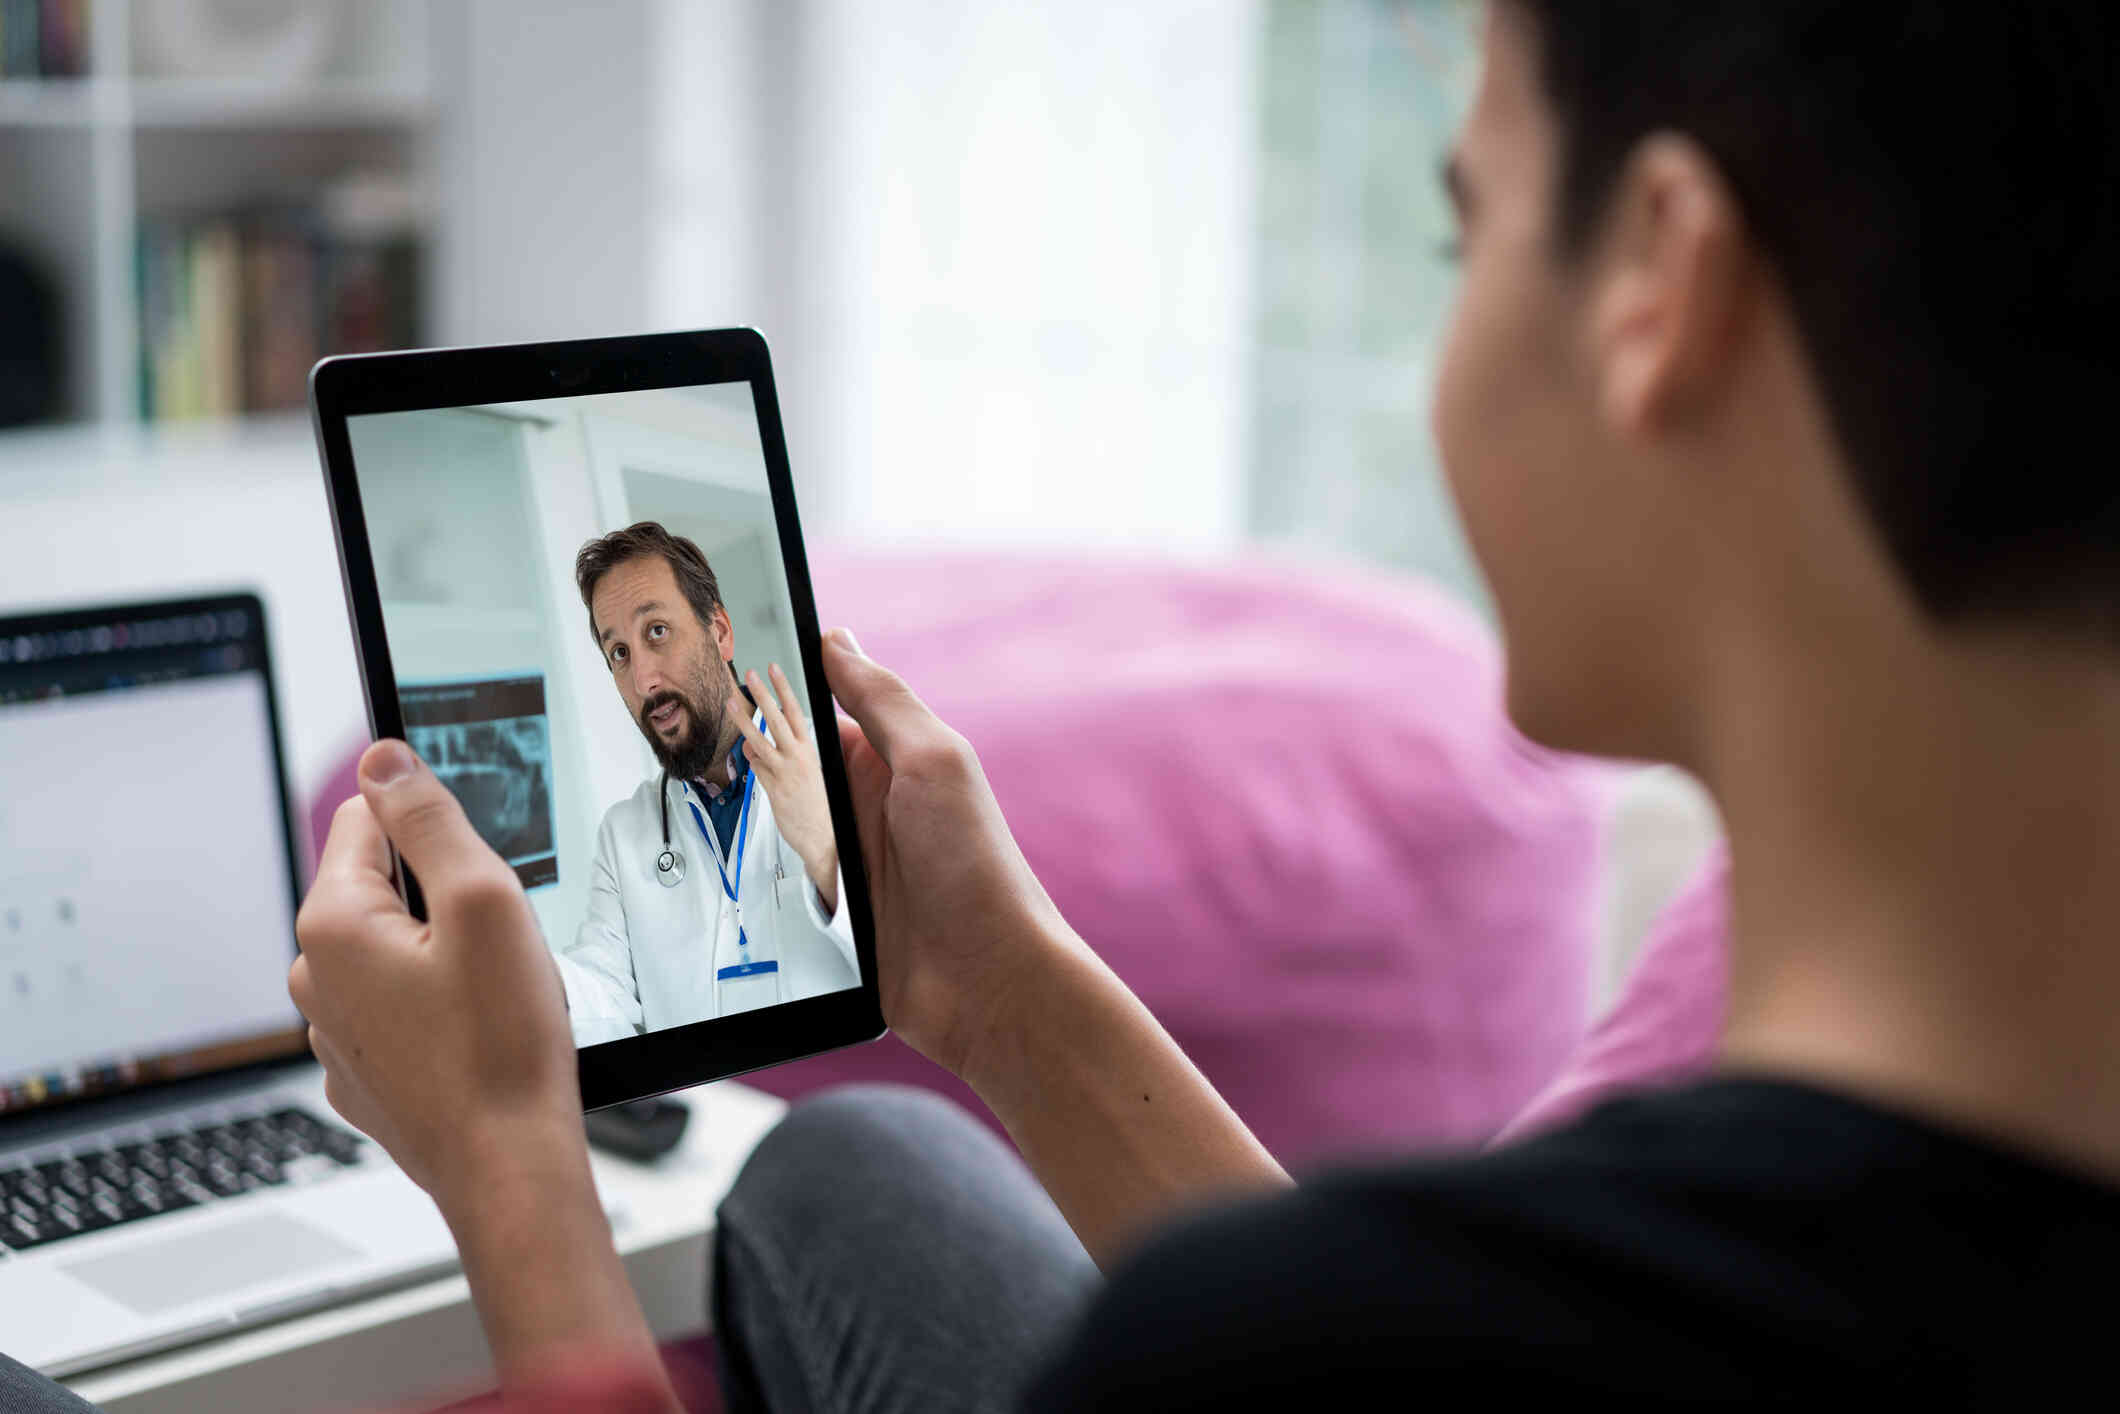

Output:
xmin=0 ymin=595 xmax=307 ymax=1119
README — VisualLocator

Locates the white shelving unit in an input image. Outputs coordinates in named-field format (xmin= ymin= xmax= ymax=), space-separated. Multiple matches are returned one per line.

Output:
xmin=0 ymin=0 xmax=436 ymax=425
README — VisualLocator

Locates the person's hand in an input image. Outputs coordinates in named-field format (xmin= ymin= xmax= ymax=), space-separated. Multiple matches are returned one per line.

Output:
xmin=287 ymin=739 xmax=585 ymax=1209
xmin=827 ymin=630 xmax=1287 ymax=1266
xmin=820 ymin=628 xmax=1084 ymax=1081
xmin=729 ymin=664 xmax=838 ymax=912
xmin=290 ymin=740 xmax=676 ymax=1397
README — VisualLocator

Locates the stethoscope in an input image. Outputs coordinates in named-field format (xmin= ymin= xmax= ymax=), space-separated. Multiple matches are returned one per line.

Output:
xmin=653 ymin=783 xmax=690 ymax=887
xmin=653 ymin=719 xmax=758 ymax=903
xmin=653 ymin=664 xmax=755 ymax=889
xmin=648 ymin=671 xmax=783 ymax=1008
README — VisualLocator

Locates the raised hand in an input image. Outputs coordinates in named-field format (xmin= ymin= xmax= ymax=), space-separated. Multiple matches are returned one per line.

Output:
xmin=728 ymin=663 xmax=839 ymax=913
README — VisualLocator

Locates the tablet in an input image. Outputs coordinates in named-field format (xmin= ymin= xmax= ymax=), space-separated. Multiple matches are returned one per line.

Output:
xmin=309 ymin=329 xmax=883 ymax=1109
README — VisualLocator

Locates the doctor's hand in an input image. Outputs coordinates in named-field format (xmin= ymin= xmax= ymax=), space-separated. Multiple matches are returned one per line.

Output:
xmin=289 ymin=741 xmax=673 ymax=1399
xmin=821 ymin=629 xmax=1086 ymax=1080
xmin=730 ymin=664 xmax=838 ymax=913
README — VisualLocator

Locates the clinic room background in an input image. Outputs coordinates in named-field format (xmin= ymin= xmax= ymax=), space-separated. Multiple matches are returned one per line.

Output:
xmin=347 ymin=387 xmax=807 ymax=956
xmin=344 ymin=382 xmax=860 ymax=1042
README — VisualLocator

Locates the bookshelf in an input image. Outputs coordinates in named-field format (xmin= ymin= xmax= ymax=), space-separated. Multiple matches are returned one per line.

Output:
xmin=0 ymin=0 xmax=435 ymax=425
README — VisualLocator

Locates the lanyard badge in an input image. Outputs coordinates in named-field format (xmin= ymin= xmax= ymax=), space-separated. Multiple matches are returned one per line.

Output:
xmin=687 ymin=771 xmax=754 ymax=942
xmin=687 ymin=772 xmax=779 ymax=984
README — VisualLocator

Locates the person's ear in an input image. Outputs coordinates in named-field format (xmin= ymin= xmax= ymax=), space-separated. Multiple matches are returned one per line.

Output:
xmin=710 ymin=604 xmax=735 ymax=663
xmin=1586 ymin=133 xmax=1752 ymax=441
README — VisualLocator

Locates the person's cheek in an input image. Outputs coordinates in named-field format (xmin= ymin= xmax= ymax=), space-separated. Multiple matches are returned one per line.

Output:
xmin=1430 ymin=251 xmax=1578 ymax=747
xmin=1432 ymin=264 xmax=1516 ymax=602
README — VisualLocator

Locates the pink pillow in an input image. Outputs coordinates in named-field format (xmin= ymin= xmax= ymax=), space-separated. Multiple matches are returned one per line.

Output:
xmin=1490 ymin=844 xmax=1731 ymax=1146
xmin=754 ymin=547 xmax=1615 ymax=1162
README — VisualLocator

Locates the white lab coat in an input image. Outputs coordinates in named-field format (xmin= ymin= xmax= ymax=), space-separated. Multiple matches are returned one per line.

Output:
xmin=556 ymin=765 xmax=859 ymax=1045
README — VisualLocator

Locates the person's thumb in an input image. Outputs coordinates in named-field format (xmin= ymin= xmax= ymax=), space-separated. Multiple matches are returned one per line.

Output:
xmin=821 ymin=628 xmax=934 ymax=765
xmin=357 ymin=739 xmax=506 ymax=904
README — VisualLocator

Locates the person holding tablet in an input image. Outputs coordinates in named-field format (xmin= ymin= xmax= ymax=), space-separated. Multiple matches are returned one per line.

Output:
xmin=557 ymin=523 xmax=859 ymax=1041
xmin=62 ymin=2 xmax=2101 ymax=1411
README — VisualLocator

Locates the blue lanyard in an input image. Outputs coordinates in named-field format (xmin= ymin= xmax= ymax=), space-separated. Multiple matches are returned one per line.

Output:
xmin=686 ymin=768 xmax=755 ymax=953
xmin=688 ymin=781 xmax=777 ymax=985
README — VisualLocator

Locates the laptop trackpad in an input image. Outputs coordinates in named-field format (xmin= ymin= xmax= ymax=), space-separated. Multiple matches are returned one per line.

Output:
xmin=63 ymin=1213 xmax=364 ymax=1317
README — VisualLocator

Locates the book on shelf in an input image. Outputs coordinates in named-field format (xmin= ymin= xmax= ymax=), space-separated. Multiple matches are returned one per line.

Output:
xmin=136 ymin=195 xmax=421 ymax=422
xmin=0 ymin=0 xmax=88 ymax=79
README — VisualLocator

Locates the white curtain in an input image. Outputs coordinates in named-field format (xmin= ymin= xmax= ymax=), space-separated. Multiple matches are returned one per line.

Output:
xmin=652 ymin=0 xmax=1265 ymax=547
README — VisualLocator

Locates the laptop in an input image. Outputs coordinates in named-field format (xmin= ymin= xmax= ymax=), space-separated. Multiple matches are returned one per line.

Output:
xmin=0 ymin=592 xmax=466 ymax=1377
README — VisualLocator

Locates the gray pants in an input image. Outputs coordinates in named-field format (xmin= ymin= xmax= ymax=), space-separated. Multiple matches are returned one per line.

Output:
xmin=713 ymin=1085 xmax=1101 ymax=1414
xmin=0 ymin=1085 xmax=1094 ymax=1413
xmin=0 ymin=1354 xmax=97 ymax=1411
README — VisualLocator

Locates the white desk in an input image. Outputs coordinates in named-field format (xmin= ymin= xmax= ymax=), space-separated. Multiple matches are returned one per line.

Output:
xmin=60 ymin=1081 xmax=788 ymax=1414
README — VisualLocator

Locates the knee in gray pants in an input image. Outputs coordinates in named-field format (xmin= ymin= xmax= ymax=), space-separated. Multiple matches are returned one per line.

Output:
xmin=712 ymin=1085 xmax=1097 ymax=1414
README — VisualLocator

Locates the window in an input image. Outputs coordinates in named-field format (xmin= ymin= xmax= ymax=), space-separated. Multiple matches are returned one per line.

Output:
xmin=1249 ymin=0 xmax=1483 ymax=607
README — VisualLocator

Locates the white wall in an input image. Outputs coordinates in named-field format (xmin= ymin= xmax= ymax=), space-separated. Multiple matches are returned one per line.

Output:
xmin=432 ymin=0 xmax=660 ymax=346
xmin=431 ymin=0 xmax=1267 ymax=547
xmin=727 ymin=0 xmax=1264 ymax=546
xmin=646 ymin=0 xmax=767 ymax=333
xmin=0 ymin=420 xmax=368 ymax=866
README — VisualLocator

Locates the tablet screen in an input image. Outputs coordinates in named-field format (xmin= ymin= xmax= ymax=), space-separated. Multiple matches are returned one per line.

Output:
xmin=343 ymin=384 xmax=860 ymax=1047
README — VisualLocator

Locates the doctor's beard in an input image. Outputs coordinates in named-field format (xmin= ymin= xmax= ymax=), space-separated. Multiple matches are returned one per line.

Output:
xmin=636 ymin=662 xmax=729 ymax=784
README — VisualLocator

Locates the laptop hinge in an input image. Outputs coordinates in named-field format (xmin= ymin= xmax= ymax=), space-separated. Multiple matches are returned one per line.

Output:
xmin=0 ymin=1057 xmax=317 ymax=1155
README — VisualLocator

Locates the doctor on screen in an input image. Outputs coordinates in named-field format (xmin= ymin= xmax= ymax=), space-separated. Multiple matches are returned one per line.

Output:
xmin=556 ymin=522 xmax=858 ymax=1043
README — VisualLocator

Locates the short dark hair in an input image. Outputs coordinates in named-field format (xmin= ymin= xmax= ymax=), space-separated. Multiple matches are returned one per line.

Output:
xmin=575 ymin=522 xmax=724 ymax=646
xmin=1507 ymin=2 xmax=2120 ymax=642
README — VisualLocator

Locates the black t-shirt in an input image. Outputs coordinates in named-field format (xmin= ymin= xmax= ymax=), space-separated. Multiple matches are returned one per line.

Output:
xmin=1025 ymin=1078 xmax=2119 ymax=1408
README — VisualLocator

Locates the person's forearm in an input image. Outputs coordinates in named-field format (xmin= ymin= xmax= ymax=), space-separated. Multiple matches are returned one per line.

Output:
xmin=440 ymin=1125 xmax=682 ymax=1409
xmin=959 ymin=926 xmax=1291 ymax=1269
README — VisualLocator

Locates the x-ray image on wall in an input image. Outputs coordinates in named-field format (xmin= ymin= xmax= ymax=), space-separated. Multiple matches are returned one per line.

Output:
xmin=399 ymin=674 xmax=558 ymax=889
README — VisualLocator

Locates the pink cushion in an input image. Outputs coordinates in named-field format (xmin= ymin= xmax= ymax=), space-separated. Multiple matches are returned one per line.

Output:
xmin=309 ymin=548 xmax=1616 ymax=1164
xmin=1490 ymin=845 xmax=1731 ymax=1146
xmin=753 ymin=548 xmax=1613 ymax=1162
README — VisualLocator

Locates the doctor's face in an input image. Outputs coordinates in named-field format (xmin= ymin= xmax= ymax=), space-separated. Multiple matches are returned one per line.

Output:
xmin=592 ymin=554 xmax=737 ymax=781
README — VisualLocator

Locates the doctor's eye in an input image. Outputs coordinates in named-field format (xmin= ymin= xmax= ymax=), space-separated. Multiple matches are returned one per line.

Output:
xmin=608 ymin=644 xmax=629 ymax=668
xmin=646 ymin=622 xmax=668 ymax=643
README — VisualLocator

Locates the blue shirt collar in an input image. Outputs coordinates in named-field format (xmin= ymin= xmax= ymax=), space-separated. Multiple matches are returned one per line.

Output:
xmin=695 ymin=731 xmax=750 ymax=803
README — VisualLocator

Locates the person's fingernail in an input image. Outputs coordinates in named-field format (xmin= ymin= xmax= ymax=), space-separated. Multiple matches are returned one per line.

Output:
xmin=365 ymin=739 xmax=419 ymax=786
xmin=838 ymin=628 xmax=865 ymax=656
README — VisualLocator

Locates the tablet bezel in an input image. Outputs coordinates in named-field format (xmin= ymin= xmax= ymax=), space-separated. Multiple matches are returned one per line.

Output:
xmin=308 ymin=328 xmax=885 ymax=1110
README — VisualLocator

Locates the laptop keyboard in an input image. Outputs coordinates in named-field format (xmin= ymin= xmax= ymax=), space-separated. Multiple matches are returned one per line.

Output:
xmin=0 ymin=1108 xmax=365 ymax=1253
